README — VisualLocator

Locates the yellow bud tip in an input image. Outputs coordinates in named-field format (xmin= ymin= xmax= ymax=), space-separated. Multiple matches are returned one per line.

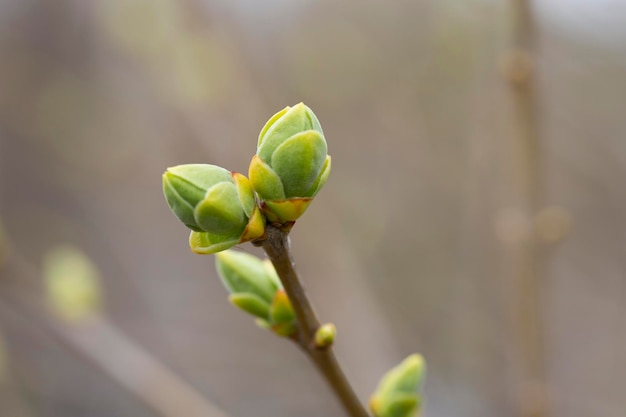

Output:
xmin=404 ymin=354 xmax=425 ymax=371
xmin=314 ymin=323 xmax=336 ymax=349
xmin=400 ymin=353 xmax=427 ymax=388
xmin=239 ymin=206 xmax=266 ymax=243
xmin=264 ymin=198 xmax=313 ymax=222
xmin=368 ymin=396 xmax=381 ymax=416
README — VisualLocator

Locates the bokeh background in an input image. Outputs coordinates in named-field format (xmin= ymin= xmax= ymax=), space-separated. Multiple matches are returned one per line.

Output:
xmin=1 ymin=0 xmax=625 ymax=416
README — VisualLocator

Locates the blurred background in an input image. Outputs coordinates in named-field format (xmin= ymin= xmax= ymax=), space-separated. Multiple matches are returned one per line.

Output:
xmin=1 ymin=0 xmax=625 ymax=416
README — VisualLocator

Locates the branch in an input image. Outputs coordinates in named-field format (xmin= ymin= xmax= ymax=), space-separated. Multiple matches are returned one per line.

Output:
xmin=259 ymin=225 xmax=371 ymax=417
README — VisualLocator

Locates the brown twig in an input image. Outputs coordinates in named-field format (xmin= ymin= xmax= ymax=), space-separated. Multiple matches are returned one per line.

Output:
xmin=259 ymin=225 xmax=370 ymax=417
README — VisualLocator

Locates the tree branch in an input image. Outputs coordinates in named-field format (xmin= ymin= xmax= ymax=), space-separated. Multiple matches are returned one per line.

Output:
xmin=259 ymin=225 xmax=371 ymax=417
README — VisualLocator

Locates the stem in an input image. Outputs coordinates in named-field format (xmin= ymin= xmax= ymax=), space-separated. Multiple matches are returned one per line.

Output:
xmin=260 ymin=225 xmax=371 ymax=417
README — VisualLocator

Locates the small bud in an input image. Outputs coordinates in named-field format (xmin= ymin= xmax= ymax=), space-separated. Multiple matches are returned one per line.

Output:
xmin=215 ymin=251 xmax=298 ymax=337
xmin=216 ymin=250 xmax=280 ymax=306
xmin=369 ymin=354 xmax=426 ymax=417
xmin=369 ymin=394 xmax=419 ymax=417
xmin=314 ymin=323 xmax=336 ymax=349
xmin=270 ymin=289 xmax=295 ymax=324
xmin=270 ymin=289 xmax=297 ymax=337
xmin=249 ymin=103 xmax=331 ymax=222
xmin=43 ymin=245 xmax=102 ymax=322
xmin=163 ymin=164 xmax=265 ymax=254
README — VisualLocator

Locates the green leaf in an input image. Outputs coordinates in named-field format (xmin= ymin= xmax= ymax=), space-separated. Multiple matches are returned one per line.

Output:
xmin=194 ymin=182 xmax=246 ymax=236
xmin=249 ymin=155 xmax=286 ymax=200
xmin=272 ymin=321 xmax=297 ymax=337
xmin=167 ymin=164 xmax=232 ymax=191
xmin=376 ymin=393 xmax=419 ymax=417
xmin=306 ymin=155 xmax=331 ymax=197
xmin=163 ymin=164 xmax=234 ymax=232
xmin=239 ymin=205 xmax=266 ymax=243
xmin=264 ymin=198 xmax=313 ymax=223
xmin=163 ymin=172 xmax=202 ymax=231
xmin=258 ymin=106 xmax=290 ymax=148
xmin=229 ymin=293 xmax=270 ymax=319
xmin=270 ymin=130 xmax=327 ymax=198
xmin=189 ymin=231 xmax=239 ymax=255
xmin=269 ymin=290 xmax=295 ymax=324
xmin=215 ymin=250 xmax=280 ymax=303
xmin=377 ymin=354 xmax=426 ymax=396
xmin=257 ymin=103 xmax=314 ymax=161
xmin=370 ymin=354 xmax=426 ymax=417
xmin=262 ymin=259 xmax=282 ymax=289
xmin=232 ymin=172 xmax=256 ymax=218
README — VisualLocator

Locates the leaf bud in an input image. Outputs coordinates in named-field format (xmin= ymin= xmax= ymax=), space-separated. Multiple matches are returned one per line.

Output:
xmin=163 ymin=164 xmax=265 ymax=254
xmin=269 ymin=289 xmax=297 ymax=337
xmin=43 ymin=245 xmax=103 ymax=322
xmin=216 ymin=250 xmax=279 ymax=310
xmin=369 ymin=354 xmax=426 ymax=417
xmin=249 ymin=103 xmax=331 ymax=222
xmin=215 ymin=251 xmax=297 ymax=337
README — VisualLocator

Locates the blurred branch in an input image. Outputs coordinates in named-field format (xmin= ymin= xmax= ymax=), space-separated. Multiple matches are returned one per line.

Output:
xmin=0 ymin=244 xmax=231 ymax=417
xmin=501 ymin=1 xmax=550 ymax=417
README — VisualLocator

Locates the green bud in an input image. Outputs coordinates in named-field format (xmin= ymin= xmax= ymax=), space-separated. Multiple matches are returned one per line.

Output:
xmin=314 ymin=323 xmax=336 ymax=349
xmin=374 ymin=394 xmax=420 ymax=417
xmin=269 ymin=289 xmax=297 ymax=337
xmin=270 ymin=289 xmax=295 ymax=324
xmin=229 ymin=293 xmax=270 ymax=319
xmin=215 ymin=250 xmax=281 ymax=319
xmin=215 ymin=251 xmax=297 ymax=337
xmin=249 ymin=103 xmax=331 ymax=222
xmin=43 ymin=245 xmax=103 ymax=322
xmin=369 ymin=354 xmax=426 ymax=417
xmin=163 ymin=164 xmax=265 ymax=254
xmin=216 ymin=250 xmax=280 ymax=304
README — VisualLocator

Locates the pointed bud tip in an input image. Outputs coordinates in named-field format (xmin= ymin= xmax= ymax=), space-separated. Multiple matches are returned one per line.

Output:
xmin=370 ymin=353 xmax=427 ymax=417
xmin=404 ymin=354 xmax=425 ymax=372
xmin=252 ymin=103 xmax=329 ymax=221
xmin=270 ymin=289 xmax=295 ymax=324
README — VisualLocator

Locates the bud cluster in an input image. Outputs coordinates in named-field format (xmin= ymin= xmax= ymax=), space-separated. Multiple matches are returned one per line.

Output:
xmin=161 ymin=103 xmax=327 ymax=337
xmin=161 ymin=103 xmax=428 ymax=412
xmin=162 ymin=103 xmax=330 ymax=254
